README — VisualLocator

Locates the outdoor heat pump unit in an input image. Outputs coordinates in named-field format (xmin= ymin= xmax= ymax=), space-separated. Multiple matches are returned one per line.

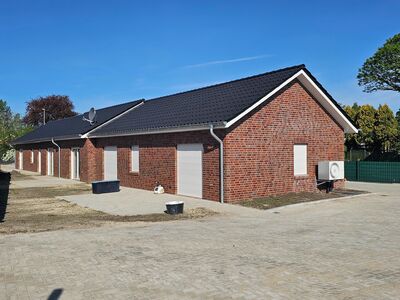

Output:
xmin=318 ymin=161 xmax=345 ymax=181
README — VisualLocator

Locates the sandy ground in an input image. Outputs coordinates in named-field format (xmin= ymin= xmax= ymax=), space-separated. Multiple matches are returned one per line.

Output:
xmin=0 ymin=171 xmax=216 ymax=235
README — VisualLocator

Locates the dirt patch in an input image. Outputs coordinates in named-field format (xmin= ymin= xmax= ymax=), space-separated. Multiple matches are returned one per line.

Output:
xmin=0 ymin=171 xmax=217 ymax=235
xmin=238 ymin=189 xmax=368 ymax=210
xmin=1 ymin=195 xmax=216 ymax=235
xmin=9 ymin=185 xmax=92 ymax=199
xmin=95 ymin=207 xmax=217 ymax=223
xmin=10 ymin=170 xmax=34 ymax=181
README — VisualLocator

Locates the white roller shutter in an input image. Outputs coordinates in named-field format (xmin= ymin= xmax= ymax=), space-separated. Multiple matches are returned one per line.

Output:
xmin=177 ymin=144 xmax=203 ymax=198
xmin=104 ymin=146 xmax=118 ymax=180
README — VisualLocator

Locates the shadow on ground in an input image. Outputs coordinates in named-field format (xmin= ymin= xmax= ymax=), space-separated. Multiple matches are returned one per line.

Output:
xmin=0 ymin=171 xmax=11 ymax=222
xmin=48 ymin=288 xmax=63 ymax=300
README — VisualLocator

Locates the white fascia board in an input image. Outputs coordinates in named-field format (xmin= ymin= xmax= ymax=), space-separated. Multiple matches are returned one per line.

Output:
xmin=80 ymin=101 xmax=145 ymax=139
xmin=225 ymin=70 xmax=358 ymax=134
xmin=12 ymin=136 xmax=81 ymax=146
xmin=224 ymin=71 xmax=302 ymax=128
xmin=87 ymin=124 xmax=226 ymax=139
xmin=296 ymin=71 xmax=358 ymax=134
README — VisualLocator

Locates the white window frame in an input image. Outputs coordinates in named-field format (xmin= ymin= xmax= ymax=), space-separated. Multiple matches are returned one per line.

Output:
xmin=47 ymin=148 xmax=54 ymax=176
xmin=38 ymin=150 xmax=41 ymax=173
xmin=70 ymin=147 xmax=80 ymax=180
xmin=30 ymin=150 xmax=34 ymax=163
xmin=293 ymin=144 xmax=308 ymax=176
xmin=131 ymin=145 xmax=139 ymax=173
xmin=18 ymin=150 xmax=23 ymax=169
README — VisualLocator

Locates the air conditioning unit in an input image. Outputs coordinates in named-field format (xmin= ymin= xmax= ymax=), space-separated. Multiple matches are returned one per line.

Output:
xmin=318 ymin=161 xmax=344 ymax=180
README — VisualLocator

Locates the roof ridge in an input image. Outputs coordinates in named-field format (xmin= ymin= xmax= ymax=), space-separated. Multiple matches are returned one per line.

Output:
xmin=94 ymin=99 xmax=144 ymax=112
xmin=44 ymin=113 xmax=82 ymax=124
xmin=147 ymin=64 xmax=306 ymax=102
xmin=41 ymin=99 xmax=144 ymax=126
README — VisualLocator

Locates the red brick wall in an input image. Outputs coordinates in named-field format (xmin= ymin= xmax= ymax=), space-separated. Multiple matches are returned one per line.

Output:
xmin=14 ymin=135 xmax=221 ymax=201
xmin=223 ymin=80 xmax=345 ymax=202
xmin=39 ymin=149 xmax=46 ymax=175
xmin=80 ymin=138 xmax=102 ymax=183
xmin=16 ymin=148 xmax=38 ymax=172
xmin=14 ymin=80 xmax=346 ymax=202
xmin=16 ymin=140 xmax=85 ymax=178
xmin=94 ymin=132 xmax=221 ymax=201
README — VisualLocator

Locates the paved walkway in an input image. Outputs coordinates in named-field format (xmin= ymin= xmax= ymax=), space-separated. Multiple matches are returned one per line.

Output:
xmin=1 ymin=164 xmax=83 ymax=189
xmin=0 ymin=163 xmax=15 ymax=173
xmin=59 ymin=187 xmax=263 ymax=216
xmin=11 ymin=175 xmax=83 ymax=189
xmin=1 ymin=181 xmax=400 ymax=299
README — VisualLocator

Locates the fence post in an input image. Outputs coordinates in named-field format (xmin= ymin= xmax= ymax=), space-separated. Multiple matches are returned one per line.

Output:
xmin=356 ymin=160 xmax=360 ymax=181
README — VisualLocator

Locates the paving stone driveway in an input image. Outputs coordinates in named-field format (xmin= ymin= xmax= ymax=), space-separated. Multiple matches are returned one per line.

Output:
xmin=1 ymin=183 xmax=400 ymax=299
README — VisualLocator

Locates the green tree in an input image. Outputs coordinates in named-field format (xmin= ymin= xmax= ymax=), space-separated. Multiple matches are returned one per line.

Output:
xmin=396 ymin=109 xmax=400 ymax=124
xmin=375 ymin=104 xmax=398 ymax=152
xmin=357 ymin=33 xmax=400 ymax=93
xmin=395 ymin=109 xmax=400 ymax=152
xmin=354 ymin=104 xmax=377 ymax=151
xmin=342 ymin=103 xmax=360 ymax=151
xmin=0 ymin=100 xmax=33 ymax=161
xmin=0 ymin=100 xmax=13 ymax=156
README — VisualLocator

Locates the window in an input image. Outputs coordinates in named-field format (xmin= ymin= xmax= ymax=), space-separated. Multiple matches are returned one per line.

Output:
xmin=293 ymin=144 xmax=307 ymax=176
xmin=131 ymin=145 xmax=139 ymax=172
xmin=31 ymin=150 xmax=34 ymax=163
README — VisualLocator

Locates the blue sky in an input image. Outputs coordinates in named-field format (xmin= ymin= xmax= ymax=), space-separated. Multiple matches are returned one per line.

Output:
xmin=0 ymin=0 xmax=399 ymax=115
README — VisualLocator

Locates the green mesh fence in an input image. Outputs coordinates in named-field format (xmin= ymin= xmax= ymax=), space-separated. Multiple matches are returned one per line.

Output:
xmin=345 ymin=161 xmax=400 ymax=183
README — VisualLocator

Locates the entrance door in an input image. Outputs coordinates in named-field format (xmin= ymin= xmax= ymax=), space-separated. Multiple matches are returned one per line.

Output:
xmin=71 ymin=148 xmax=80 ymax=180
xmin=47 ymin=149 xmax=54 ymax=176
xmin=38 ymin=150 xmax=41 ymax=173
xmin=104 ymin=146 xmax=118 ymax=180
xmin=177 ymin=144 xmax=203 ymax=198
xmin=18 ymin=150 xmax=23 ymax=169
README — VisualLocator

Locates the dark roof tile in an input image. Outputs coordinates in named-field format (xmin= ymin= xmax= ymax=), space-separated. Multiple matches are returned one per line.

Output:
xmin=91 ymin=65 xmax=305 ymax=136
xmin=13 ymin=100 xmax=142 ymax=145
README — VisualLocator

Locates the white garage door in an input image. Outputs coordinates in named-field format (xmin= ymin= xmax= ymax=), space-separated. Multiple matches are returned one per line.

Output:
xmin=177 ymin=144 xmax=203 ymax=198
xmin=104 ymin=146 xmax=118 ymax=180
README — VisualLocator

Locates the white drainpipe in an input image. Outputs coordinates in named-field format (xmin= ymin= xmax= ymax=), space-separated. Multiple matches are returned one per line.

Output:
xmin=51 ymin=138 xmax=61 ymax=178
xmin=209 ymin=124 xmax=224 ymax=203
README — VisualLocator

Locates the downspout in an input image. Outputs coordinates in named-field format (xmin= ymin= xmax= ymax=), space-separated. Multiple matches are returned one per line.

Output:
xmin=51 ymin=138 xmax=61 ymax=178
xmin=209 ymin=124 xmax=224 ymax=204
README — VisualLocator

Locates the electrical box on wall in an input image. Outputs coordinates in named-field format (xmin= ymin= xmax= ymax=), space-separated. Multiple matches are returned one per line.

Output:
xmin=318 ymin=161 xmax=344 ymax=180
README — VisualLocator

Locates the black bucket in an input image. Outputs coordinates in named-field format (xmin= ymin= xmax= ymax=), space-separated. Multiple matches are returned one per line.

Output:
xmin=166 ymin=201 xmax=184 ymax=215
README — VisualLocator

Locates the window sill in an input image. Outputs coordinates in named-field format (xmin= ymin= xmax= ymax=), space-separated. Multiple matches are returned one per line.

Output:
xmin=129 ymin=171 xmax=140 ymax=175
xmin=294 ymin=175 xmax=309 ymax=179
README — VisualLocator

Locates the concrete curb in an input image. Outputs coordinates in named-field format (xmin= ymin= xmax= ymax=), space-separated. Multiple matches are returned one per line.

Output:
xmin=267 ymin=192 xmax=376 ymax=213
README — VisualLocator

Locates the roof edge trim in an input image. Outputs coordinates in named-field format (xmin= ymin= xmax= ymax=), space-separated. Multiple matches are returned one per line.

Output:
xmin=87 ymin=123 xmax=226 ymax=139
xmin=224 ymin=69 xmax=358 ymax=134
xmin=11 ymin=135 xmax=82 ymax=146
xmin=81 ymin=100 xmax=145 ymax=138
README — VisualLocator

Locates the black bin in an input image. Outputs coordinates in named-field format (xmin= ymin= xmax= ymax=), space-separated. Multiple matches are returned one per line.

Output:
xmin=166 ymin=201 xmax=184 ymax=214
xmin=92 ymin=180 xmax=120 ymax=194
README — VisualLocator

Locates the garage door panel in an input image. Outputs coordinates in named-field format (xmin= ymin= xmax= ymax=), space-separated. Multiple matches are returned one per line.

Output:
xmin=177 ymin=144 xmax=203 ymax=198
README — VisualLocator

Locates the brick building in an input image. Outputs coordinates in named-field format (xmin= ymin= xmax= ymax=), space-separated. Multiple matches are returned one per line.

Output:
xmin=12 ymin=65 xmax=357 ymax=203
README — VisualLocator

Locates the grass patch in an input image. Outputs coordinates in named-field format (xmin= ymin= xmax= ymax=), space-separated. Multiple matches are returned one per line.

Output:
xmin=238 ymin=189 xmax=367 ymax=210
